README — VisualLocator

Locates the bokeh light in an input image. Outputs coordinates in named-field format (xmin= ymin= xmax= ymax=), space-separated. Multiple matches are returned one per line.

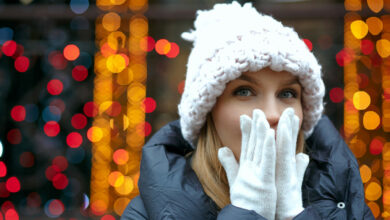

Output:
xmin=366 ymin=17 xmax=383 ymax=35
xmin=366 ymin=181 xmax=382 ymax=201
xmin=0 ymin=161 xmax=7 ymax=177
xmin=363 ymin=111 xmax=380 ymax=130
xmin=155 ymin=39 xmax=170 ymax=55
xmin=87 ymin=126 xmax=103 ymax=142
xmin=102 ymin=12 xmax=121 ymax=32
xmin=63 ymin=44 xmax=80 ymax=61
xmin=6 ymin=177 xmax=21 ymax=193
xmin=48 ymin=51 xmax=67 ymax=70
xmin=329 ymin=87 xmax=344 ymax=103
xmin=66 ymin=132 xmax=83 ymax=148
xmin=47 ymin=79 xmax=64 ymax=96
xmin=140 ymin=36 xmax=155 ymax=52
xmin=142 ymin=97 xmax=156 ymax=113
xmin=360 ymin=164 xmax=372 ymax=183
xmin=10 ymin=105 xmax=26 ymax=122
xmin=2 ymin=40 xmax=17 ymax=56
xmin=350 ymin=20 xmax=368 ymax=39
xmin=84 ymin=101 xmax=99 ymax=117
xmin=106 ymin=54 xmax=126 ymax=73
xmin=4 ymin=209 xmax=19 ymax=220
xmin=52 ymin=173 xmax=69 ymax=190
xmin=72 ymin=65 xmax=88 ymax=82
xmin=43 ymin=121 xmax=60 ymax=137
xmin=370 ymin=137 xmax=384 ymax=155
xmin=52 ymin=156 xmax=68 ymax=172
xmin=44 ymin=199 xmax=64 ymax=218
xmin=361 ymin=40 xmax=374 ymax=55
xmin=71 ymin=113 xmax=87 ymax=129
xmin=7 ymin=129 xmax=22 ymax=145
xmin=113 ymin=149 xmax=129 ymax=165
xmin=108 ymin=171 xmax=124 ymax=187
xmin=166 ymin=42 xmax=180 ymax=58
xmin=70 ymin=0 xmax=89 ymax=14
xmin=14 ymin=56 xmax=30 ymax=72
xmin=353 ymin=91 xmax=371 ymax=110
xmin=367 ymin=0 xmax=383 ymax=13
xmin=376 ymin=39 xmax=390 ymax=58
xmin=336 ymin=48 xmax=354 ymax=66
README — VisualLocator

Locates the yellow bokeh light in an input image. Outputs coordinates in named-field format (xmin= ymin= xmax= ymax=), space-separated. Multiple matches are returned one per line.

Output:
xmin=106 ymin=54 xmax=126 ymax=73
xmin=350 ymin=20 xmax=368 ymax=39
xmin=367 ymin=201 xmax=380 ymax=218
xmin=353 ymin=91 xmax=370 ymax=110
xmin=360 ymin=164 xmax=372 ymax=183
xmin=117 ymin=68 xmax=134 ymax=85
xmin=129 ymin=0 xmax=147 ymax=11
xmin=108 ymin=171 xmax=125 ymax=187
xmin=367 ymin=0 xmax=384 ymax=13
xmin=349 ymin=138 xmax=366 ymax=158
xmin=115 ymin=176 xmax=134 ymax=195
xmin=376 ymin=39 xmax=390 ymax=58
xmin=363 ymin=111 xmax=380 ymax=130
xmin=87 ymin=126 xmax=104 ymax=142
xmin=130 ymin=17 xmax=148 ymax=38
xmin=114 ymin=197 xmax=131 ymax=216
xmin=127 ymin=83 xmax=146 ymax=103
xmin=365 ymin=182 xmax=382 ymax=201
xmin=102 ymin=12 xmax=121 ymax=32
xmin=108 ymin=31 xmax=126 ymax=51
xmin=110 ymin=0 xmax=126 ymax=5
xmin=366 ymin=17 xmax=383 ymax=35
xmin=345 ymin=0 xmax=362 ymax=11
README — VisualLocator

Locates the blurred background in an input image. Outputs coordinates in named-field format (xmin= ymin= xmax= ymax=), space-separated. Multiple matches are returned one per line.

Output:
xmin=0 ymin=0 xmax=388 ymax=219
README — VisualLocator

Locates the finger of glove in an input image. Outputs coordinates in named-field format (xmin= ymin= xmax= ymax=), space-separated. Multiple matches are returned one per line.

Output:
xmin=259 ymin=129 xmax=276 ymax=185
xmin=218 ymin=147 xmax=239 ymax=185
xmin=240 ymin=114 xmax=252 ymax=162
xmin=276 ymin=122 xmax=296 ymax=181
xmin=295 ymin=153 xmax=309 ymax=185
xmin=291 ymin=114 xmax=300 ymax=147
xmin=246 ymin=109 xmax=261 ymax=161
xmin=253 ymin=110 xmax=269 ymax=165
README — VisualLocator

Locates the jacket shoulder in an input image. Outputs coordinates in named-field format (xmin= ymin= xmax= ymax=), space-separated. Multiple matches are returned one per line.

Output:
xmin=121 ymin=196 xmax=148 ymax=220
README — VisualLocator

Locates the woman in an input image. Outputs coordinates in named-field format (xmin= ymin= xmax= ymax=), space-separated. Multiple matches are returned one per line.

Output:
xmin=121 ymin=2 xmax=374 ymax=219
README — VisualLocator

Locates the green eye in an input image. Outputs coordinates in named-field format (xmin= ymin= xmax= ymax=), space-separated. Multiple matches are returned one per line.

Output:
xmin=234 ymin=87 xmax=254 ymax=96
xmin=279 ymin=90 xmax=297 ymax=98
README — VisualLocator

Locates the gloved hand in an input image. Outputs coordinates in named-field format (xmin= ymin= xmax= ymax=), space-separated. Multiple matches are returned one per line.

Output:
xmin=275 ymin=108 xmax=310 ymax=220
xmin=218 ymin=109 xmax=277 ymax=220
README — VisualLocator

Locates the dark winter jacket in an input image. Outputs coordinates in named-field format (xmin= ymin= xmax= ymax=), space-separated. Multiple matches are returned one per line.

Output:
xmin=121 ymin=115 xmax=375 ymax=219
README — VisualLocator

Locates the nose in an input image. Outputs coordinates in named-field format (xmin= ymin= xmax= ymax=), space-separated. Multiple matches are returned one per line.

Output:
xmin=261 ymin=99 xmax=280 ymax=130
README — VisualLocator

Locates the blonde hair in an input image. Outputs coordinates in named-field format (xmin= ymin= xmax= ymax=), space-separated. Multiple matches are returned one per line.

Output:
xmin=190 ymin=113 xmax=306 ymax=209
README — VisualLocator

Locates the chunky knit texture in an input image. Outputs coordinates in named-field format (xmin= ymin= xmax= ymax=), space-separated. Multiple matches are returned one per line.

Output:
xmin=178 ymin=1 xmax=325 ymax=149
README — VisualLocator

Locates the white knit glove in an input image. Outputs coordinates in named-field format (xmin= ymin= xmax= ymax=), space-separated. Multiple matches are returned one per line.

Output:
xmin=275 ymin=108 xmax=310 ymax=220
xmin=218 ymin=109 xmax=277 ymax=220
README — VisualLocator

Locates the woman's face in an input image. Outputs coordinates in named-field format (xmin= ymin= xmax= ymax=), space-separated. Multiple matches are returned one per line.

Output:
xmin=211 ymin=68 xmax=303 ymax=161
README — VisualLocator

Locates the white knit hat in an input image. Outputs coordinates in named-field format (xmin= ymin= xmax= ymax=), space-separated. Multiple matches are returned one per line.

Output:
xmin=178 ymin=1 xmax=325 ymax=149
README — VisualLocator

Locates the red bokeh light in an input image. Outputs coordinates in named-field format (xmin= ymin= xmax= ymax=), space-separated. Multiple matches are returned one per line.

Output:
xmin=71 ymin=113 xmax=87 ymax=129
xmin=303 ymin=39 xmax=313 ymax=51
xmin=52 ymin=173 xmax=69 ymax=190
xmin=166 ymin=42 xmax=180 ymax=58
xmin=155 ymin=39 xmax=170 ymax=55
xmin=140 ymin=36 xmax=155 ymax=52
xmin=48 ymin=199 xmax=65 ymax=216
xmin=370 ymin=137 xmax=384 ymax=155
xmin=47 ymin=79 xmax=64 ymax=96
xmin=7 ymin=129 xmax=22 ymax=145
xmin=113 ymin=149 xmax=129 ymax=165
xmin=45 ymin=165 xmax=61 ymax=181
xmin=52 ymin=156 xmax=68 ymax=172
xmin=19 ymin=152 xmax=35 ymax=168
xmin=0 ymin=162 xmax=7 ymax=177
xmin=336 ymin=48 xmax=355 ymax=67
xmin=10 ymin=105 xmax=26 ymax=122
xmin=100 ymin=43 xmax=116 ymax=58
xmin=1 ymin=201 xmax=15 ymax=214
xmin=101 ymin=215 xmax=116 ymax=220
xmin=83 ymin=102 xmax=98 ymax=117
xmin=63 ymin=44 xmax=80 ymax=61
xmin=72 ymin=65 xmax=88 ymax=82
xmin=44 ymin=121 xmax=60 ymax=137
xmin=361 ymin=39 xmax=374 ymax=55
xmin=66 ymin=132 xmax=83 ymax=148
xmin=2 ymin=40 xmax=17 ymax=56
xmin=329 ymin=87 xmax=344 ymax=103
xmin=48 ymin=51 xmax=67 ymax=70
xmin=136 ymin=121 xmax=152 ymax=137
xmin=12 ymin=44 xmax=24 ymax=59
xmin=6 ymin=177 xmax=21 ymax=193
xmin=105 ymin=101 xmax=121 ymax=117
xmin=14 ymin=56 xmax=30 ymax=72
xmin=5 ymin=209 xmax=18 ymax=220
xmin=142 ymin=97 xmax=156 ymax=113
xmin=49 ymin=98 xmax=66 ymax=113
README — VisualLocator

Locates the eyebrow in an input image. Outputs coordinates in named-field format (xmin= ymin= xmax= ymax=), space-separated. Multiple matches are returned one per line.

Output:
xmin=237 ymin=74 xmax=300 ymax=86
